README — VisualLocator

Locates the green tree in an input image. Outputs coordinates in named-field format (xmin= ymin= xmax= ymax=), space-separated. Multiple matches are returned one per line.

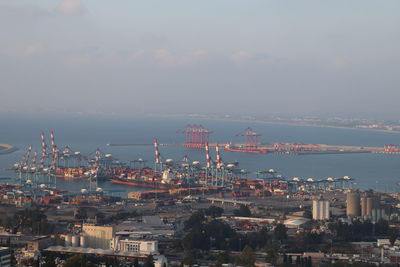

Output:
xmin=182 ymin=231 xmax=210 ymax=250
xmin=389 ymin=228 xmax=399 ymax=246
xmin=216 ymin=251 xmax=231 ymax=266
xmin=205 ymin=205 xmax=224 ymax=218
xmin=184 ymin=210 xmax=206 ymax=230
xmin=234 ymin=205 xmax=252 ymax=217
xmin=265 ymin=245 xmax=279 ymax=264
xmin=74 ymin=207 xmax=88 ymax=220
xmin=64 ymin=255 xmax=84 ymax=267
xmin=143 ymin=255 xmax=155 ymax=267
xmin=274 ymin=223 xmax=288 ymax=241
xmin=245 ymin=228 xmax=270 ymax=249
xmin=133 ymin=257 xmax=139 ymax=267
xmin=204 ymin=220 xmax=235 ymax=249
xmin=182 ymin=250 xmax=197 ymax=266
xmin=239 ymin=245 xmax=255 ymax=267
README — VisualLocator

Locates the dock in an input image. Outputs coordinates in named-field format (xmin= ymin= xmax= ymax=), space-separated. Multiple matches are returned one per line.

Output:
xmin=106 ymin=142 xmax=390 ymax=155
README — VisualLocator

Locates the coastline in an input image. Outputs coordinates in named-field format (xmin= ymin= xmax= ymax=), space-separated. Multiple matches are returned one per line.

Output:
xmin=144 ymin=114 xmax=400 ymax=135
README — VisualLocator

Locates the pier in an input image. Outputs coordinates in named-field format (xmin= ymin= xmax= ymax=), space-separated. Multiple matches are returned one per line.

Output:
xmin=106 ymin=142 xmax=388 ymax=155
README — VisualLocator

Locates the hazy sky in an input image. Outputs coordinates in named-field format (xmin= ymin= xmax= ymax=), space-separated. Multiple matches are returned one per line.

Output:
xmin=1 ymin=0 xmax=399 ymax=116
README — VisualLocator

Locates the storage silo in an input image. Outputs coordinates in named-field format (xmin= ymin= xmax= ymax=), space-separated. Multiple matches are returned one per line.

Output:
xmin=80 ymin=235 xmax=87 ymax=248
xmin=65 ymin=234 xmax=72 ymax=247
xmin=346 ymin=191 xmax=361 ymax=217
xmin=312 ymin=196 xmax=330 ymax=220
xmin=71 ymin=235 xmax=80 ymax=247
xmin=361 ymin=196 xmax=368 ymax=217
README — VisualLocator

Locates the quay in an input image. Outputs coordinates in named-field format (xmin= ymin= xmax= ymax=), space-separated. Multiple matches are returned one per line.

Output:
xmin=106 ymin=142 xmax=388 ymax=155
xmin=206 ymin=197 xmax=253 ymax=206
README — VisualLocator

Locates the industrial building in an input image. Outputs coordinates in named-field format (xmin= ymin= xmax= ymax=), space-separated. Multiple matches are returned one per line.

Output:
xmin=82 ymin=224 xmax=115 ymax=249
xmin=312 ymin=196 xmax=330 ymax=220
xmin=110 ymin=237 xmax=158 ymax=255
xmin=361 ymin=195 xmax=380 ymax=217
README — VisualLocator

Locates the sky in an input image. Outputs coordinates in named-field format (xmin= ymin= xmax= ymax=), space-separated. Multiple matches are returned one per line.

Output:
xmin=0 ymin=0 xmax=399 ymax=116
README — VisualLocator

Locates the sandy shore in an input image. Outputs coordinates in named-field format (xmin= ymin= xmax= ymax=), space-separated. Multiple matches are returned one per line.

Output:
xmin=0 ymin=144 xmax=18 ymax=155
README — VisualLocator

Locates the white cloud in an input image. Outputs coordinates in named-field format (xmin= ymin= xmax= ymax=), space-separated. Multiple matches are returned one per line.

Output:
xmin=56 ymin=0 xmax=84 ymax=16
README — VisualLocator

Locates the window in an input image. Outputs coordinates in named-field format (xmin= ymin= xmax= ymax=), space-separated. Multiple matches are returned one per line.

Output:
xmin=127 ymin=243 xmax=139 ymax=252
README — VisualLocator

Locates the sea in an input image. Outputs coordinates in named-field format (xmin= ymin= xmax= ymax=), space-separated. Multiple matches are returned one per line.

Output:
xmin=1 ymin=113 xmax=400 ymax=195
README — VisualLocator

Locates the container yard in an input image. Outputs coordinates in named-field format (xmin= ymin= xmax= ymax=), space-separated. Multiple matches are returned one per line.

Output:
xmin=6 ymin=128 xmax=362 ymax=205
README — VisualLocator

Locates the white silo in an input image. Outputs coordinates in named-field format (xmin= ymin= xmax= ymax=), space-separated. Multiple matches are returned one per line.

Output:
xmin=80 ymin=235 xmax=87 ymax=248
xmin=312 ymin=196 xmax=330 ymax=220
xmin=71 ymin=235 xmax=80 ymax=247
xmin=65 ymin=234 xmax=72 ymax=247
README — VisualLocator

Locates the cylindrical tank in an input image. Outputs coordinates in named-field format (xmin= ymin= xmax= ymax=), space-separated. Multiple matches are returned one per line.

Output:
xmin=65 ymin=234 xmax=72 ymax=247
xmin=372 ymin=209 xmax=378 ymax=222
xmin=346 ymin=191 xmax=361 ymax=217
xmin=361 ymin=197 xmax=368 ymax=217
xmin=378 ymin=208 xmax=384 ymax=221
xmin=80 ymin=235 xmax=87 ymax=248
xmin=71 ymin=235 xmax=80 ymax=247
xmin=366 ymin=197 xmax=373 ymax=216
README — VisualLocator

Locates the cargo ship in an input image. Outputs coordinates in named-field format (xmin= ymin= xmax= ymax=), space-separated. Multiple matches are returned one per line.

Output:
xmin=111 ymin=168 xmax=195 ymax=189
xmin=49 ymin=167 xmax=91 ymax=180
xmin=223 ymin=144 xmax=268 ymax=154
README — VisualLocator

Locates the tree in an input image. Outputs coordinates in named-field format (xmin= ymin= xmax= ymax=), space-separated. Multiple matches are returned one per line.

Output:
xmin=240 ymin=245 xmax=255 ymax=267
xmin=182 ymin=250 xmax=196 ymax=266
xmin=234 ymin=205 xmax=252 ymax=217
xmin=133 ymin=258 xmax=139 ymax=267
xmin=64 ymin=255 xmax=84 ymax=267
xmin=205 ymin=205 xmax=224 ymax=218
xmin=245 ymin=228 xmax=270 ymax=250
xmin=274 ymin=223 xmax=288 ymax=241
xmin=265 ymin=245 xmax=279 ymax=264
xmin=374 ymin=219 xmax=389 ymax=236
xmin=143 ymin=255 xmax=155 ymax=267
xmin=42 ymin=252 xmax=57 ymax=267
xmin=74 ymin=207 xmax=87 ymax=220
xmin=184 ymin=210 xmax=206 ymax=230
xmin=389 ymin=228 xmax=399 ymax=246
xmin=204 ymin=220 xmax=235 ymax=249
xmin=182 ymin=231 xmax=210 ymax=250
xmin=216 ymin=251 xmax=231 ymax=266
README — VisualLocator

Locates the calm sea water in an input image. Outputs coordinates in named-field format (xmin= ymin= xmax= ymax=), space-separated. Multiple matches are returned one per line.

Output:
xmin=1 ymin=114 xmax=400 ymax=194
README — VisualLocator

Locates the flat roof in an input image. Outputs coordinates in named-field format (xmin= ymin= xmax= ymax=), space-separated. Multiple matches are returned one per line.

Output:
xmin=45 ymin=246 xmax=157 ymax=258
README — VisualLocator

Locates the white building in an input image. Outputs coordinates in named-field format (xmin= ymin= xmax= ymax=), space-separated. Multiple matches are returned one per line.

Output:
xmin=110 ymin=237 xmax=158 ymax=255
xmin=312 ymin=197 xmax=330 ymax=220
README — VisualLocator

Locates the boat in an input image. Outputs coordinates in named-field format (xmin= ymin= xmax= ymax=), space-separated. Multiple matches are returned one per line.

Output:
xmin=111 ymin=169 xmax=195 ymax=189
xmin=49 ymin=167 xmax=91 ymax=179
